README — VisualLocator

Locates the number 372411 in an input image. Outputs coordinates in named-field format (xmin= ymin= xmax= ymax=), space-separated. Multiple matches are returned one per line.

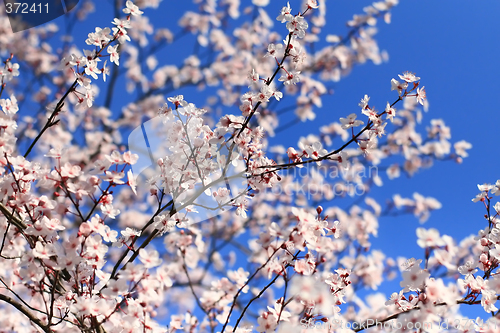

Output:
xmin=5 ymin=3 xmax=49 ymax=14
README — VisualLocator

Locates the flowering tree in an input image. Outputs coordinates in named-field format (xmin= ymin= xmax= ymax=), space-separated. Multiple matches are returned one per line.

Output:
xmin=2 ymin=0 xmax=498 ymax=332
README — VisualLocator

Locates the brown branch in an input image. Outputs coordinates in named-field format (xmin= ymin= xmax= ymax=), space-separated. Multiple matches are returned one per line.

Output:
xmin=0 ymin=202 xmax=27 ymax=230
xmin=353 ymin=299 xmax=484 ymax=332
xmin=0 ymin=294 xmax=52 ymax=333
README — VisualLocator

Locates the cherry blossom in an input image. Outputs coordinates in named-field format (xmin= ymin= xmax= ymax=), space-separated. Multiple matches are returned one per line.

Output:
xmin=123 ymin=0 xmax=144 ymax=16
xmin=286 ymin=16 xmax=309 ymax=39
xmin=416 ymin=86 xmax=426 ymax=105
xmin=277 ymin=2 xmax=293 ymax=23
xmin=264 ymin=43 xmax=283 ymax=58
xmin=279 ymin=70 xmax=301 ymax=85
xmin=417 ymin=227 xmax=446 ymax=248
xmin=306 ymin=0 xmax=319 ymax=10
xmin=0 ymin=1 xmax=486 ymax=332
xmin=398 ymin=71 xmax=421 ymax=83
xmin=339 ymin=113 xmax=364 ymax=129
xmin=391 ymin=78 xmax=407 ymax=95
xmin=138 ymin=248 xmax=162 ymax=268
xmin=107 ymin=45 xmax=120 ymax=66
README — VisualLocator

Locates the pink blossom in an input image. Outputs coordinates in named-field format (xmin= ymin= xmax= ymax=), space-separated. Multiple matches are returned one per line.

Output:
xmin=0 ymin=2 xmax=486 ymax=332
xmin=123 ymin=1 xmax=143 ymax=16
xmin=398 ymin=71 xmax=420 ymax=83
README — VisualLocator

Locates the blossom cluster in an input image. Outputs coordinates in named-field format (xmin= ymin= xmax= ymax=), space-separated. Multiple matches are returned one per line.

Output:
xmin=59 ymin=0 xmax=143 ymax=109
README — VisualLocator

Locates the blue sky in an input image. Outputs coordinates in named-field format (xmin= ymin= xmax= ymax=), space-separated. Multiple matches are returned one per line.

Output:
xmin=329 ymin=1 xmax=500 ymax=255
xmin=16 ymin=0 xmax=500 ymax=323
